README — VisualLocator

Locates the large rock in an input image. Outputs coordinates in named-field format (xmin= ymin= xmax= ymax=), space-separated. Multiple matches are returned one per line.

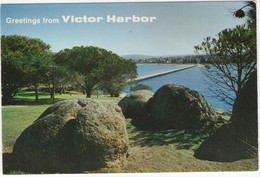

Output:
xmin=13 ymin=99 xmax=129 ymax=172
xmin=118 ymin=90 xmax=153 ymax=119
xmin=194 ymin=124 xmax=256 ymax=162
xmin=145 ymin=84 xmax=218 ymax=130
xmin=118 ymin=90 xmax=154 ymax=129
xmin=231 ymin=71 xmax=258 ymax=147
xmin=194 ymin=71 xmax=258 ymax=161
xmin=74 ymin=101 xmax=129 ymax=170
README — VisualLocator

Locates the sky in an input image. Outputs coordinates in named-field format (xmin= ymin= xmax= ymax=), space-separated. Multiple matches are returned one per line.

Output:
xmin=1 ymin=1 xmax=249 ymax=56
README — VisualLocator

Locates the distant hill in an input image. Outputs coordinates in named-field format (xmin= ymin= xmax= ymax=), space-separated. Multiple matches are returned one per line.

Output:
xmin=121 ymin=54 xmax=204 ymax=64
xmin=121 ymin=54 xmax=154 ymax=60
xmin=121 ymin=54 xmax=196 ymax=60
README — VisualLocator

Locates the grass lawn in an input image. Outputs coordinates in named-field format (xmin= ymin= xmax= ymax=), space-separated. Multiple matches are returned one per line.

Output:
xmin=2 ymin=100 xmax=258 ymax=174
xmin=7 ymin=90 xmax=120 ymax=105
xmin=2 ymin=105 xmax=50 ymax=153
xmin=124 ymin=118 xmax=258 ymax=172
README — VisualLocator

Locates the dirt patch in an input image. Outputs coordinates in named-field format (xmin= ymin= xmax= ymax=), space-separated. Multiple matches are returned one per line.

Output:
xmin=123 ymin=144 xmax=156 ymax=172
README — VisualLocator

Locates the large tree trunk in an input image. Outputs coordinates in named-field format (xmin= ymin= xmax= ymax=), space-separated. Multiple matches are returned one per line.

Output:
xmin=52 ymin=90 xmax=55 ymax=104
xmin=35 ymin=84 xmax=39 ymax=103
xmin=50 ymin=91 xmax=54 ymax=98
xmin=85 ymin=77 xmax=93 ymax=98
xmin=2 ymin=91 xmax=13 ymax=105
xmin=51 ymin=69 xmax=55 ymax=104
xmin=86 ymin=90 xmax=91 ymax=98
xmin=2 ymin=87 xmax=15 ymax=104
xmin=50 ymin=85 xmax=55 ymax=103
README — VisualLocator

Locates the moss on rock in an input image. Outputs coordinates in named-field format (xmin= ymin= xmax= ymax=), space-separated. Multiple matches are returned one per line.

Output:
xmin=12 ymin=99 xmax=129 ymax=173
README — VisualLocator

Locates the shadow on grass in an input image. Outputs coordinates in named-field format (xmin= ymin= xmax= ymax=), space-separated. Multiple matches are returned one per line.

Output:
xmin=127 ymin=120 xmax=215 ymax=150
xmin=2 ymin=153 xmax=29 ymax=174
xmin=3 ymin=98 xmax=66 ymax=106
xmin=15 ymin=91 xmax=50 ymax=97
xmin=3 ymin=91 xmax=71 ymax=106
xmin=2 ymin=153 xmax=80 ymax=174
xmin=3 ymin=152 xmax=117 ymax=174
xmin=3 ymin=151 xmax=103 ymax=174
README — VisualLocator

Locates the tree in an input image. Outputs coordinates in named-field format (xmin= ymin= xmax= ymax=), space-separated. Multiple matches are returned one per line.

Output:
xmin=194 ymin=25 xmax=256 ymax=105
xmin=100 ymin=59 xmax=137 ymax=97
xmin=55 ymin=46 xmax=137 ymax=98
xmin=41 ymin=61 xmax=71 ymax=104
xmin=100 ymin=75 xmax=128 ymax=97
xmin=28 ymin=52 xmax=53 ymax=103
xmin=234 ymin=1 xmax=256 ymax=22
xmin=233 ymin=1 xmax=256 ymax=32
xmin=130 ymin=83 xmax=152 ymax=92
xmin=1 ymin=35 xmax=51 ymax=104
xmin=195 ymin=1 xmax=256 ymax=105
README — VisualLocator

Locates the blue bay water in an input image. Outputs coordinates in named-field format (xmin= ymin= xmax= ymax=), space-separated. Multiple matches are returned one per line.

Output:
xmin=135 ymin=64 xmax=234 ymax=111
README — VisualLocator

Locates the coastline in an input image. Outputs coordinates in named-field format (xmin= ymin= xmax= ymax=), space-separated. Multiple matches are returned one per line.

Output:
xmin=136 ymin=63 xmax=202 ymax=66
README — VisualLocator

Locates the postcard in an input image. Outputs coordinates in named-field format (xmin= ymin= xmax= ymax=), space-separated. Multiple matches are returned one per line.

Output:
xmin=1 ymin=0 xmax=258 ymax=176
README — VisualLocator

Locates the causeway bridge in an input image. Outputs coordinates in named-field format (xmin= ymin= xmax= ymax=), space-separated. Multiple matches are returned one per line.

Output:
xmin=130 ymin=65 xmax=196 ymax=82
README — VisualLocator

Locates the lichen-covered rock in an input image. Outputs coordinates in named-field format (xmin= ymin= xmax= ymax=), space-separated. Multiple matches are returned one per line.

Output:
xmin=145 ymin=84 xmax=217 ymax=130
xmin=118 ymin=90 xmax=154 ymax=129
xmin=74 ymin=101 xmax=129 ymax=170
xmin=118 ymin=90 xmax=153 ymax=119
xmin=12 ymin=99 xmax=84 ymax=172
xmin=12 ymin=99 xmax=129 ymax=172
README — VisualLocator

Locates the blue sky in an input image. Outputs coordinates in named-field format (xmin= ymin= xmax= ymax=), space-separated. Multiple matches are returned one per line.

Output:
xmin=1 ymin=1 xmax=248 ymax=56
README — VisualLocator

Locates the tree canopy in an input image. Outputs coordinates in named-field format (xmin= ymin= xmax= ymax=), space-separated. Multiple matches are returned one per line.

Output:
xmin=195 ymin=2 xmax=256 ymax=105
xmin=55 ymin=46 xmax=137 ymax=98
xmin=2 ymin=36 xmax=137 ymax=103
xmin=1 ymin=35 xmax=52 ymax=103
xmin=130 ymin=83 xmax=152 ymax=92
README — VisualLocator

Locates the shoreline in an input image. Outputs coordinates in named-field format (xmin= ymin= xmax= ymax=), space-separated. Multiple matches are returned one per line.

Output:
xmin=136 ymin=63 xmax=202 ymax=66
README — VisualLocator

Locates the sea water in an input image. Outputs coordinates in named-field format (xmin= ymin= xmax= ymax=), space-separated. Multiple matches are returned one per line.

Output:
xmin=134 ymin=64 xmax=234 ymax=111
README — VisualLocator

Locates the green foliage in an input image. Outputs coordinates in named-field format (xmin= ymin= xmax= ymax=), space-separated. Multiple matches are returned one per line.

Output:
xmin=55 ymin=46 xmax=137 ymax=98
xmin=100 ymin=59 xmax=137 ymax=97
xmin=130 ymin=83 xmax=152 ymax=92
xmin=195 ymin=2 xmax=256 ymax=105
xmin=1 ymin=35 xmax=52 ymax=104
xmin=100 ymin=75 xmax=127 ymax=97
xmin=194 ymin=25 xmax=256 ymax=105
xmin=40 ymin=56 xmax=74 ymax=104
xmin=1 ymin=36 xmax=137 ymax=103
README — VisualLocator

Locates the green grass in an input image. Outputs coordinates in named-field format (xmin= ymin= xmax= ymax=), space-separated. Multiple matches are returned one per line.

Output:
xmin=8 ymin=91 xmax=120 ymax=105
xmin=1 ymin=97 xmax=258 ymax=174
xmin=222 ymin=115 xmax=231 ymax=121
xmin=124 ymin=118 xmax=258 ymax=172
xmin=2 ymin=105 xmax=50 ymax=153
